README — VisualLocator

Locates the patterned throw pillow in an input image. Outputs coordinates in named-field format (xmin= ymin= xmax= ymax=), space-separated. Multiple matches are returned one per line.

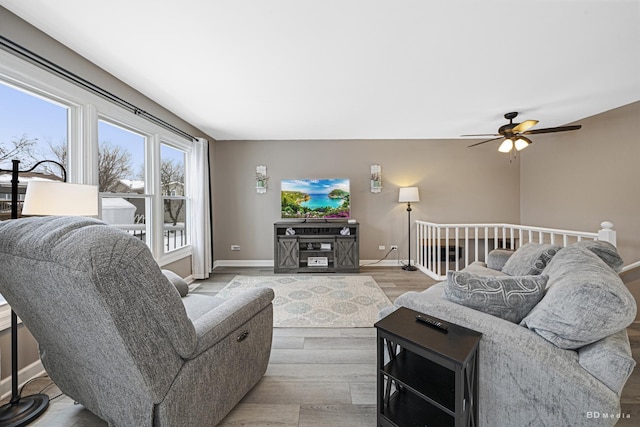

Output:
xmin=444 ymin=271 xmax=548 ymax=323
xmin=501 ymin=243 xmax=561 ymax=276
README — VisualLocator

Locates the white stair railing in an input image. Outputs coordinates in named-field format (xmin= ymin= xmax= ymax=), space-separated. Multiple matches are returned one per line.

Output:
xmin=415 ymin=220 xmax=616 ymax=280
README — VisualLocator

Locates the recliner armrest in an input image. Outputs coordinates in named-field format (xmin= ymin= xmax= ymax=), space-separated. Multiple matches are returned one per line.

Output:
xmin=188 ymin=287 xmax=275 ymax=359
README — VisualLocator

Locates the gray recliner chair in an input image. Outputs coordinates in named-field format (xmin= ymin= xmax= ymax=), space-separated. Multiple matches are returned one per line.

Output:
xmin=0 ymin=216 xmax=274 ymax=426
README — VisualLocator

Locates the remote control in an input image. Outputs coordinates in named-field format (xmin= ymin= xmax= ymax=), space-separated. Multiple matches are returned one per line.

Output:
xmin=416 ymin=315 xmax=449 ymax=332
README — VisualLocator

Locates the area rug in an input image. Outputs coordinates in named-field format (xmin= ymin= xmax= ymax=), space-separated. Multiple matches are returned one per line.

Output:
xmin=217 ymin=275 xmax=392 ymax=327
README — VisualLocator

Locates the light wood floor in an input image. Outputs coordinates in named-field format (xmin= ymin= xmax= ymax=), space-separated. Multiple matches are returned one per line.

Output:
xmin=5 ymin=266 xmax=640 ymax=426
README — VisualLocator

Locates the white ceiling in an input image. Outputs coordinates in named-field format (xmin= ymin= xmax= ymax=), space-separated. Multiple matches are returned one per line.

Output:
xmin=2 ymin=0 xmax=639 ymax=141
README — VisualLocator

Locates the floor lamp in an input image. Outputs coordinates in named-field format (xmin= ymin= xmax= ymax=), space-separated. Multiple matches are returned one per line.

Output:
xmin=0 ymin=159 xmax=98 ymax=427
xmin=399 ymin=187 xmax=420 ymax=271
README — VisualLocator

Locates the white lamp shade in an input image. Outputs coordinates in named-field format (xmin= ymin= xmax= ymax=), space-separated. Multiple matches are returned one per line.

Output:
xmin=398 ymin=187 xmax=420 ymax=203
xmin=23 ymin=181 xmax=99 ymax=216
xmin=514 ymin=136 xmax=531 ymax=151
xmin=498 ymin=138 xmax=514 ymax=153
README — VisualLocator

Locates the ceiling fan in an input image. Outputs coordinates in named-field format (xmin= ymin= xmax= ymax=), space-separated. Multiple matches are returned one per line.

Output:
xmin=463 ymin=112 xmax=582 ymax=154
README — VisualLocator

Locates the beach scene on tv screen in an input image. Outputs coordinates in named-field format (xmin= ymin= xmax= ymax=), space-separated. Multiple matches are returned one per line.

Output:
xmin=281 ymin=179 xmax=350 ymax=219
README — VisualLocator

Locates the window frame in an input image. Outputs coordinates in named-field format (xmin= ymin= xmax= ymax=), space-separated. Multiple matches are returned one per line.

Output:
xmin=0 ymin=49 xmax=195 ymax=322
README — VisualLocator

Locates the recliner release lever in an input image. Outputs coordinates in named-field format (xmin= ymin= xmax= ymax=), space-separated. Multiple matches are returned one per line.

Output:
xmin=237 ymin=330 xmax=250 ymax=342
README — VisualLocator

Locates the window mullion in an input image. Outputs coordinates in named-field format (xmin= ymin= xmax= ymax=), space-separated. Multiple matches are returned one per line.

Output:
xmin=81 ymin=103 xmax=99 ymax=185
xmin=149 ymin=134 xmax=163 ymax=258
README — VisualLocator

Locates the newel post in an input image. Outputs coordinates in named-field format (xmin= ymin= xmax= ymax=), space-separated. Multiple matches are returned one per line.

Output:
xmin=598 ymin=221 xmax=616 ymax=246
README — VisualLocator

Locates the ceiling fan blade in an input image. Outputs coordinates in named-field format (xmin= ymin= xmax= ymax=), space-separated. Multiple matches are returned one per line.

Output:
xmin=522 ymin=125 xmax=582 ymax=135
xmin=512 ymin=119 xmax=538 ymax=134
xmin=461 ymin=133 xmax=501 ymax=137
xmin=468 ymin=137 xmax=503 ymax=148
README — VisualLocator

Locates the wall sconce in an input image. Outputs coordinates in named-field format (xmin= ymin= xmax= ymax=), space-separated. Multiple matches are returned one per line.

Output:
xmin=370 ymin=164 xmax=382 ymax=193
xmin=256 ymin=165 xmax=268 ymax=194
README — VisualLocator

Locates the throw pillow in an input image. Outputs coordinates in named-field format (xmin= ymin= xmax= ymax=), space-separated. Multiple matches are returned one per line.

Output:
xmin=161 ymin=269 xmax=189 ymax=297
xmin=501 ymin=242 xmax=561 ymax=276
xmin=444 ymin=271 xmax=548 ymax=323
xmin=520 ymin=245 xmax=636 ymax=349
xmin=571 ymin=240 xmax=624 ymax=273
xmin=486 ymin=249 xmax=515 ymax=271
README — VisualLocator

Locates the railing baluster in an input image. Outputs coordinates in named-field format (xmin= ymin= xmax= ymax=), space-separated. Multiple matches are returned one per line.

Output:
xmin=445 ymin=227 xmax=450 ymax=273
xmin=427 ymin=225 xmax=432 ymax=272
xmin=436 ymin=227 xmax=441 ymax=277
xmin=509 ymin=227 xmax=514 ymax=249
xmin=455 ymin=227 xmax=460 ymax=271
xmin=484 ymin=226 xmax=489 ymax=262
xmin=464 ymin=227 xmax=469 ymax=268
xmin=474 ymin=227 xmax=479 ymax=263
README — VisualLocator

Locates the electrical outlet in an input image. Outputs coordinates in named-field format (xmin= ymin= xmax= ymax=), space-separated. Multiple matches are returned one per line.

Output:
xmin=231 ymin=245 xmax=241 ymax=251
xmin=390 ymin=245 xmax=398 ymax=251
xmin=378 ymin=245 xmax=386 ymax=251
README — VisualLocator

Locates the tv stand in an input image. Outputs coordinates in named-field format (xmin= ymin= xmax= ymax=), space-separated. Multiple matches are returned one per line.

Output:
xmin=274 ymin=222 xmax=359 ymax=273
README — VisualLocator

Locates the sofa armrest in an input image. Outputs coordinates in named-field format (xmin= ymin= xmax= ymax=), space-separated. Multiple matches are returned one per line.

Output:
xmin=578 ymin=329 xmax=636 ymax=396
xmin=188 ymin=287 xmax=274 ymax=359
xmin=486 ymin=248 xmax=515 ymax=271
xmin=390 ymin=285 xmax=622 ymax=426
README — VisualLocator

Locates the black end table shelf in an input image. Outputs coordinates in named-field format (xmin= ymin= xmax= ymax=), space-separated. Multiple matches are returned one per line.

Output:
xmin=375 ymin=307 xmax=482 ymax=427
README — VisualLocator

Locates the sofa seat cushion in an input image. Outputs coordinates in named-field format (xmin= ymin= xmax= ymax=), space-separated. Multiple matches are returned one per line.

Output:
xmin=520 ymin=245 xmax=636 ymax=349
xmin=444 ymin=271 xmax=548 ymax=323
xmin=501 ymin=242 xmax=561 ymax=276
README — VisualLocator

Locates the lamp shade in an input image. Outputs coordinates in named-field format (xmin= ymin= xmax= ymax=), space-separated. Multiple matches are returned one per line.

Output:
xmin=498 ymin=138 xmax=514 ymax=153
xmin=23 ymin=181 xmax=99 ymax=216
xmin=398 ymin=187 xmax=420 ymax=203
xmin=514 ymin=136 xmax=532 ymax=151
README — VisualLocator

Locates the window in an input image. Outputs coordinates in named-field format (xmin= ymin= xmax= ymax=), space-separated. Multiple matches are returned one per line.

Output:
xmin=0 ymin=82 xmax=69 ymax=220
xmin=0 ymin=81 xmax=71 ymax=309
xmin=98 ymin=120 xmax=150 ymax=245
xmin=0 ymin=46 xmax=199 ymax=330
xmin=0 ymin=49 xmax=195 ymax=263
xmin=161 ymin=143 xmax=188 ymax=252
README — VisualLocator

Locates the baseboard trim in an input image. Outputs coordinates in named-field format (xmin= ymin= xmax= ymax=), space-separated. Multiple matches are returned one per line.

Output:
xmin=212 ymin=259 xmax=405 ymax=269
xmin=0 ymin=360 xmax=46 ymax=401
xmin=213 ymin=260 xmax=274 ymax=268
xmin=360 ymin=260 xmax=404 ymax=267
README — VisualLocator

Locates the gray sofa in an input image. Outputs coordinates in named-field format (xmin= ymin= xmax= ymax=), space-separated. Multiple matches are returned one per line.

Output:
xmin=0 ymin=216 xmax=274 ymax=426
xmin=380 ymin=240 xmax=636 ymax=427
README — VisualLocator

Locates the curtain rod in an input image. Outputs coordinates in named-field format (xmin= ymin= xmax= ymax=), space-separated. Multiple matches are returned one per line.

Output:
xmin=0 ymin=35 xmax=197 ymax=142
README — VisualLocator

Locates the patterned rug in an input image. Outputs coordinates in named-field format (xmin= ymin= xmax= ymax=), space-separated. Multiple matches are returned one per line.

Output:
xmin=217 ymin=275 xmax=392 ymax=327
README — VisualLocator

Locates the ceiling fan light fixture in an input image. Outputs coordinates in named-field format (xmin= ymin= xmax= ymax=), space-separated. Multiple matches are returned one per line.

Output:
xmin=498 ymin=138 xmax=513 ymax=153
xmin=514 ymin=136 xmax=532 ymax=151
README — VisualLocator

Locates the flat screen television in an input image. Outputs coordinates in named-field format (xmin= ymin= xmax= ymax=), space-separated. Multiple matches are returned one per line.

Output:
xmin=281 ymin=178 xmax=350 ymax=219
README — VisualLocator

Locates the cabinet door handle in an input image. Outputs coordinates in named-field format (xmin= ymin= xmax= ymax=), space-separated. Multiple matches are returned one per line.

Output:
xmin=237 ymin=330 xmax=250 ymax=342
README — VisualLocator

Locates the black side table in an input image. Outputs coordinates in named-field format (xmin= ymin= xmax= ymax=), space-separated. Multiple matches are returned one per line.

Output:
xmin=375 ymin=307 xmax=482 ymax=427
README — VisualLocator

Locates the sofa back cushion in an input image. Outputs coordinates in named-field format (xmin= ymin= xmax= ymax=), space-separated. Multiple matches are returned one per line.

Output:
xmin=520 ymin=245 xmax=636 ymax=349
xmin=501 ymin=242 xmax=560 ymax=276
xmin=572 ymin=240 xmax=624 ymax=272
